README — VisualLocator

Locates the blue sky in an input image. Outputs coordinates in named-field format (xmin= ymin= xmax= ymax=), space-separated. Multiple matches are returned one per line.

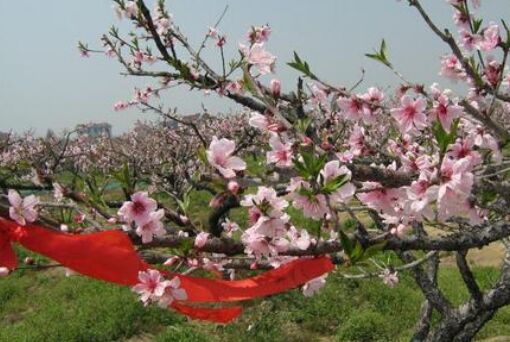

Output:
xmin=1 ymin=0 xmax=508 ymax=135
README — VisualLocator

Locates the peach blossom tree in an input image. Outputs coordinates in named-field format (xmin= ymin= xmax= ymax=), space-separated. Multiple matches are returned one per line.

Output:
xmin=2 ymin=0 xmax=510 ymax=340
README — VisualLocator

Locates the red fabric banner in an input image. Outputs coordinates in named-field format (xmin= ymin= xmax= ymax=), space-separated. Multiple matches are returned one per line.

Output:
xmin=0 ymin=218 xmax=333 ymax=323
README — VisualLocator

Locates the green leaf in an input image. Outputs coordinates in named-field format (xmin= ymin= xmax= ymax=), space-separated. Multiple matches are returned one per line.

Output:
xmin=473 ymin=19 xmax=483 ymax=33
xmin=322 ymin=174 xmax=348 ymax=194
xmin=295 ymin=117 xmax=313 ymax=134
xmin=242 ymin=68 xmax=257 ymax=94
xmin=361 ymin=242 xmax=387 ymax=260
xmin=350 ymin=241 xmax=364 ymax=262
xmin=432 ymin=118 xmax=459 ymax=156
xmin=365 ymin=39 xmax=392 ymax=68
xmin=339 ymin=230 xmax=353 ymax=257
xmin=287 ymin=52 xmax=315 ymax=78
xmin=197 ymin=146 xmax=208 ymax=165
xmin=178 ymin=239 xmax=194 ymax=255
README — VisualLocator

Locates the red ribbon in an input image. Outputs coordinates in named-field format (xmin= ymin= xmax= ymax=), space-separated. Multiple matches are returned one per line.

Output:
xmin=0 ymin=218 xmax=333 ymax=323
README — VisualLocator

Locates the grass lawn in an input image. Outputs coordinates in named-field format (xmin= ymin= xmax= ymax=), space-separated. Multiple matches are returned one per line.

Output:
xmin=1 ymin=258 xmax=509 ymax=341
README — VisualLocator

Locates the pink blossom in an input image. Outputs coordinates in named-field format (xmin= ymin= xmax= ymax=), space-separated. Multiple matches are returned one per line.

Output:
xmin=225 ymin=81 xmax=244 ymax=95
xmin=440 ymin=54 xmax=465 ymax=81
xmin=207 ymin=27 xmax=218 ymax=38
xmin=357 ymin=183 xmax=402 ymax=215
xmin=53 ymin=182 xmax=65 ymax=201
xmin=405 ymin=172 xmax=438 ymax=221
xmin=337 ymin=95 xmax=363 ymax=121
xmin=348 ymin=125 xmax=367 ymax=156
xmin=132 ymin=269 xmax=172 ymax=306
xmin=135 ymin=209 xmax=166 ymax=244
xmin=248 ymin=206 xmax=263 ymax=225
xmin=320 ymin=160 xmax=356 ymax=204
xmin=241 ymin=186 xmax=288 ymax=218
xmin=360 ymin=87 xmax=384 ymax=122
xmin=157 ymin=276 xmax=188 ymax=308
xmin=207 ymin=136 xmax=246 ymax=178
xmin=244 ymin=43 xmax=276 ymax=75
xmin=287 ymin=226 xmax=312 ymax=250
xmin=453 ymin=10 xmax=471 ymax=29
xmin=430 ymin=94 xmax=463 ymax=132
xmin=118 ymin=191 xmax=158 ymax=225
xmin=391 ymin=95 xmax=428 ymax=134
xmin=480 ymin=23 xmax=500 ymax=52
xmin=437 ymin=158 xmax=474 ymax=221
xmin=113 ymin=101 xmax=129 ymax=111
xmin=266 ymin=134 xmax=293 ymax=168
xmin=113 ymin=1 xmax=137 ymax=21
xmin=390 ymin=224 xmax=410 ymax=237
xmin=483 ymin=58 xmax=502 ymax=87
xmin=249 ymin=215 xmax=289 ymax=238
xmin=459 ymin=30 xmax=482 ymax=51
xmin=447 ymin=138 xmax=482 ymax=167
xmin=337 ymin=151 xmax=354 ymax=163
xmin=221 ymin=218 xmax=239 ymax=237
xmin=155 ymin=17 xmax=172 ymax=36
xmin=8 ymin=189 xmax=39 ymax=226
xmin=194 ymin=232 xmax=210 ymax=248
xmin=379 ymin=269 xmax=399 ymax=288
xmin=248 ymin=112 xmax=269 ymax=131
xmin=302 ymin=274 xmax=327 ymax=297
xmin=105 ymin=48 xmax=115 ymax=58
xmin=310 ymin=84 xmax=329 ymax=108
xmin=469 ymin=124 xmax=502 ymax=163
xmin=247 ymin=25 xmax=272 ymax=44
xmin=241 ymin=230 xmax=289 ymax=258
xmin=292 ymin=193 xmax=329 ymax=220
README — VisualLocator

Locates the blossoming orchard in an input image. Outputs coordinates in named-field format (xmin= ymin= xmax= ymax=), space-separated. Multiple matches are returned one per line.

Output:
xmin=2 ymin=0 xmax=510 ymax=340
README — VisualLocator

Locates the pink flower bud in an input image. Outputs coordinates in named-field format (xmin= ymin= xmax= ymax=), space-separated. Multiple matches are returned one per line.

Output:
xmin=227 ymin=181 xmax=240 ymax=194
xmin=194 ymin=232 xmax=210 ymax=248
xmin=74 ymin=213 xmax=85 ymax=224
xmin=270 ymin=79 xmax=281 ymax=97
xmin=209 ymin=194 xmax=225 ymax=208
xmin=179 ymin=215 xmax=190 ymax=225
xmin=320 ymin=141 xmax=333 ymax=151
xmin=301 ymin=137 xmax=313 ymax=146
xmin=163 ymin=256 xmax=180 ymax=266
xmin=0 ymin=267 xmax=9 ymax=277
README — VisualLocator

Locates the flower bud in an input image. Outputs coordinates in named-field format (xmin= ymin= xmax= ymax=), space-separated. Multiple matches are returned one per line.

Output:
xmin=0 ymin=267 xmax=10 ymax=277
xmin=209 ymin=194 xmax=225 ymax=208
xmin=320 ymin=141 xmax=333 ymax=151
xmin=227 ymin=181 xmax=240 ymax=194
xmin=270 ymin=79 xmax=281 ymax=98
xmin=163 ymin=256 xmax=180 ymax=266
xmin=24 ymin=257 xmax=35 ymax=265
xmin=301 ymin=136 xmax=313 ymax=146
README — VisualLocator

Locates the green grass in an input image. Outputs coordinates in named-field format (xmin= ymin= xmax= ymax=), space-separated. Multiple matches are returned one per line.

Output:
xmin=1 ymin=264 xmax=509 ymax=341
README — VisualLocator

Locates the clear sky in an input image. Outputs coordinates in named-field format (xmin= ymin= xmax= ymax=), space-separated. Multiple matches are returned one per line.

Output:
xmin=1 ymin=1 xmax=508 ymax=135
